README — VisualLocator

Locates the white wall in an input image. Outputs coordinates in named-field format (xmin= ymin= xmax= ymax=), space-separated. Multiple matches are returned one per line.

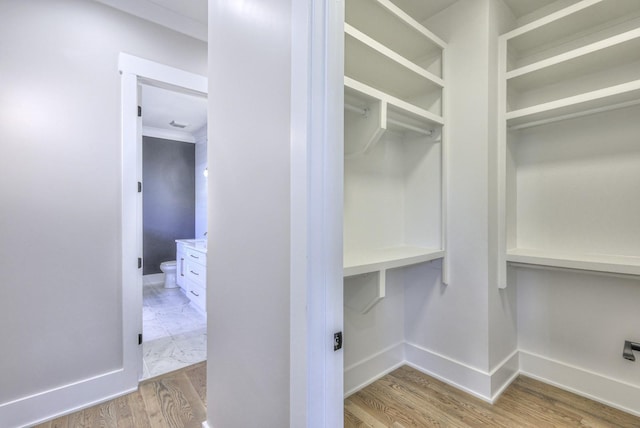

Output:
xmin=206 ymin=0 xmax=292 ymax=426
xmin=416 ymin=0 xmax=491 ymax=370
xmin=0 ymin=0 xmax=206 ymax=424
xmin=487 ymin=0 xmax=518 ymax=374
xmin=402 ymin=0 xmax=518 ymax=400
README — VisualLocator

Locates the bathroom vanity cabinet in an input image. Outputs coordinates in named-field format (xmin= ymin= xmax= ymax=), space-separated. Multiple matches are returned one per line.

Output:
xmin=175 ymin=239 xmax=207 ymax=314
xmin=184 ymin=246 xmax=206 ymax=313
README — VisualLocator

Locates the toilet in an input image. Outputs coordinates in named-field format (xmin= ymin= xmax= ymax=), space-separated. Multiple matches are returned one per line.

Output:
xmin=159 ymin=261 xmax=178 ymax=288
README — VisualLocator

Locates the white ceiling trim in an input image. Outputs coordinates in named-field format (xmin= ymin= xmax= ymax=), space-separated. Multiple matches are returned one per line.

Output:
xmin=143 ymin=126 xmax=196 ymax=143
xmin=95 ymin=0 xmax=207 ymax=41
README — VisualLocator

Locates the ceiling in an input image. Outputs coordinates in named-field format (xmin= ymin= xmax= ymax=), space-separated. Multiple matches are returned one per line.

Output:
xmin=94 ymin=0 xmax=207 ymax=41
xmin=141 ymin=84 xmax=207 ymax=142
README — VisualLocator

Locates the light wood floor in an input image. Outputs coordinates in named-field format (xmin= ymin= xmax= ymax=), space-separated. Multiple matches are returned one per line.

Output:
xmin=346 ymin=365 xmax=640 ymax=427
xmin=35 ymin=362 xmax=640 ymax=427
xmin=34 ymin=362 xmax=206 ymax=428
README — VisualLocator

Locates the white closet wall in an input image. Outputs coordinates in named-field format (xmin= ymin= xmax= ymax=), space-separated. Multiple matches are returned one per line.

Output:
xmin=498 ymin=0 xmax=640 ymax=413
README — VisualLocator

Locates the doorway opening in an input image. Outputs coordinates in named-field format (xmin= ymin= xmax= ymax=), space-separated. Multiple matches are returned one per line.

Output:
xmin=119 ymin=53 xmax=208 ymax=385
xmin=139 ymin=83 xmax=208 ymax=379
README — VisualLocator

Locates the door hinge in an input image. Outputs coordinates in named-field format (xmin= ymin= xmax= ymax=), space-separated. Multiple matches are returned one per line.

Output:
xmin=137 ymin=105 xmax=142 ymax=117
xmin=138 ymin=333 xmax=143 ymax=345
xmin=137 ymin=181 xmax=142 ymax=193
xmin=334 ymin=331 xmax=343 ymax=351
xmin=138 ymin=257 xmax=142 ymax=269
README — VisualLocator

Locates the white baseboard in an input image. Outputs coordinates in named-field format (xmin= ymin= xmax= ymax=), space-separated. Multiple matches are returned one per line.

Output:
xmin=344 ymin=342 xmax=405 ymax=397
xmin=519 ymin=350 xmax=640 ymax=417
xmin=344 ymin=341 xmax=518 ymax=403
xmin=143 ymin=273 xmax=164 ymax=286
xmin=0 ymin=369 xmax=136 ymax=428
xmin=404 ymin=342 xmax=518 ymax=403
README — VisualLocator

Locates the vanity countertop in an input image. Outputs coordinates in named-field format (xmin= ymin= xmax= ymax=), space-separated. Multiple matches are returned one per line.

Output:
xmin=176 ymin=238 xmax=207 ymax=253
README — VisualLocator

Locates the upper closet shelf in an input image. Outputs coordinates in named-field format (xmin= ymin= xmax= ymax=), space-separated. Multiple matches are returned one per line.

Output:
xmin=504 ymin=0 xmax=640 ymax=66
xmin=506 ymin=248 xmax=640 ymax=276
xmin=344 ymin=246 xmax=444 ymax=278
xmin=507 ymin=27 xmax=640 ymax=92
xmin=506 ymin=79 xmax=640 ymax=129
xmin=346 ymin=0 xmax=445 ymax=65
xmin=345 ymin=24 xmax=443 ymax=102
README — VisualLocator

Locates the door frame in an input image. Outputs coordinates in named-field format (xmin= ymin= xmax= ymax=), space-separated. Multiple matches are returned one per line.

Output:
xmin=290 ymin=0 xmax=345 ymax=426
xmin=119 ymin=53 xmax=207 ymax=384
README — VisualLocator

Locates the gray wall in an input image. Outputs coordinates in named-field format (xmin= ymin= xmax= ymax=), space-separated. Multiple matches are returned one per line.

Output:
xmin=143 ymin=137 xmax=195 ymax=274
xmin=0 ymin=0 xmax=206 ymax=422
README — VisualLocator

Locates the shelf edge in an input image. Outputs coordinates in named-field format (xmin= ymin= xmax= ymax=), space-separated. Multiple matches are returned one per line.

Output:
xmin=344 ymin=249 xmax=444 ymax=277
xmin=506 ymin=79 xmax=640 ymax=124
xmin=345 ymin=77 xmax=444 ymax=126
xmin=501 ymin=0 xmax=603 ymax=42
xmin=373 ymin=0 xmax=447 ymax=49
xmin=506 ymin=27 xmax=640 ymax=81
xmin=345 ymin=23 xmax=444 ymax=88
xmin=506 ymin=250 xmax=640 ymax=276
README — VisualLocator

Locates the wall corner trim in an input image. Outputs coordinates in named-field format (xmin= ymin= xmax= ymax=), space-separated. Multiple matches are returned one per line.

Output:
xmin=404 ymin=342 xmax=518 ymax=403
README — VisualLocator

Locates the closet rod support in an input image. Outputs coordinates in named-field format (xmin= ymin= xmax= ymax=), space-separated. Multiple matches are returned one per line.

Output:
xmin=344 ymin=103 xmax=434 ymax=136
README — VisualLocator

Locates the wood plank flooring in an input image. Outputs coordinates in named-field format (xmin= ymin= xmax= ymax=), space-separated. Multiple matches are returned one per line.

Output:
xmin=345 ymin=365 xmax=640 ymax=427
xmin=34 ymin=362 xmax=640 ymax=427
xmin=33 ymin=362 xmax=206 ymax=428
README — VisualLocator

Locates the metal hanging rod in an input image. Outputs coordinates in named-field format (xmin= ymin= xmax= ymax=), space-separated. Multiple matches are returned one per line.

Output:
xmin=387 ymin=118 xmax=433 ymax=136
xmin=345 ymin=103 xmax=368 ymax=116
xmin=344 ymin=103 xmax=434 ymax=136
xmin=509 ymin=98 xmax=640 ymax=131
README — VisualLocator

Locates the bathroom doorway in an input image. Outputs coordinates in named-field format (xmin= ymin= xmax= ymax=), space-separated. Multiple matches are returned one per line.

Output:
xmin=139 ymin=83 xmax=208 ymax=380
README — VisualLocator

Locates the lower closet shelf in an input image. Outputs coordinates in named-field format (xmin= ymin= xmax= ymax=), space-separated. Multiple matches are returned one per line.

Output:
xmin=344 ymin=246 xmax=444 ymax=277
xmin=506 ymin=248 xmax=640 ymax=277
xmin=344 ymin=246 xmax=444 ymax=314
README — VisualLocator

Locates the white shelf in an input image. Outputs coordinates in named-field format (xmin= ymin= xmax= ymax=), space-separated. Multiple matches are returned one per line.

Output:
xmin=344 ymin=78 xmax=443 ymax=157
xmin=345 ymin=0 xmax=445 ymax=71
xmin=344 ymin=246 xmax=444 ymax=277
xmin=345 ymin=23 xmax=443 ymax=104
xmin=345 ymin=77 xmax=444 ymax=127
xmin=343 ymin=0 xmax=449 ymax=290
xmin=506 ymin=79 xmax=640 ymax=129
xmin=497 ymin=1 xmax=640 ymax=288
xmin=507 ymin=27 xmax=640 ymax=93
xmin=506 ymin=248 xmax=640 ymax=276
xmin=504 ymin=0 xmax=640 ymax=67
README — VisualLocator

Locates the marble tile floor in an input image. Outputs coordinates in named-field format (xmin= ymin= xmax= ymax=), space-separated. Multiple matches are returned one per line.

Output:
xmin=142 ymin=283 xmax=207 ymax=380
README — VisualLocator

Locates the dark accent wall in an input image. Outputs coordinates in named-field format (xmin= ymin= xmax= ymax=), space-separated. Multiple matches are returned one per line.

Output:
xmin=143 ymin=137 xmax=195 ymax=274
